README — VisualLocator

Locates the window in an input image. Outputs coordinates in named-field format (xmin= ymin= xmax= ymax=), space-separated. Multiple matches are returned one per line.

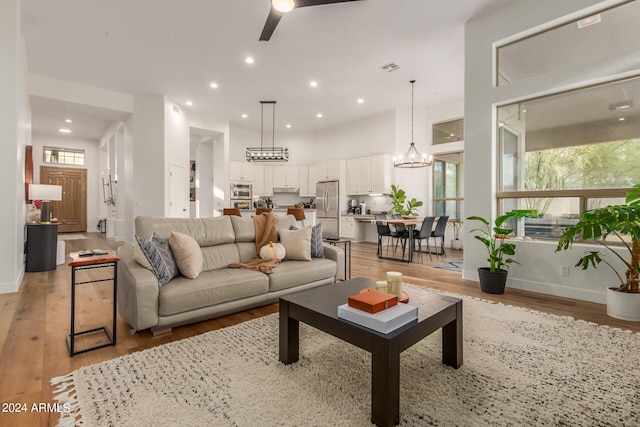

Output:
xmin=433 ymin=118 xmax=463 ymax=145
xmin=43 ymin=147 xmax=85 ymax=165
xmin=433 ymin=153 xmax=463 ymax=220
xmin=497 ymin=76 xmax=640 ymax=239
xmin=496 ymin=0 xmax=639 ymax=86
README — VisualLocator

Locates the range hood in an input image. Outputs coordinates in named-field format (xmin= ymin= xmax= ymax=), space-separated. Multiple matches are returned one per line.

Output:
xmin=273 ymin=187 xmax=299 ymax=193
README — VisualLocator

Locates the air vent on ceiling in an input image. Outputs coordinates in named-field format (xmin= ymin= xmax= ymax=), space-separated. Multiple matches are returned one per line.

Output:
xmin=577 ymin=14 xmax=601 ymax=29
xmin=381 ymin=63 xmax=400 ymax=72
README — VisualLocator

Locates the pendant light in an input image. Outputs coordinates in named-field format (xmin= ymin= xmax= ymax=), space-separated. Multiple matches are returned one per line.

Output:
xmin=246 ymin=101 xmax=289 ymax=162
xmin=393 ymin=80 xmax=433 ymax=168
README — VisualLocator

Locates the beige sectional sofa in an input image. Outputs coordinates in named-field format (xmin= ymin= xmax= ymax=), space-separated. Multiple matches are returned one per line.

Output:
xmin=117 ymin=214 xmax=345 ymax=335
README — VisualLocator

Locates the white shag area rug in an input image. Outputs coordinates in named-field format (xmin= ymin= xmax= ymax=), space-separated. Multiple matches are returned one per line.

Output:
xmin=51 ymin=284 xmax=640 ymax=426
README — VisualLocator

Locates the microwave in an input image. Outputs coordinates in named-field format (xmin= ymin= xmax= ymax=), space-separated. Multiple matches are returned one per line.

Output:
xmin=231 ymin=183 xmax=252 ymax=200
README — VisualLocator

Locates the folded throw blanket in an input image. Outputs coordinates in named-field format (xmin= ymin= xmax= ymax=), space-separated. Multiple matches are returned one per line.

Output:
xmin=230 ymin=212 xmax=280 ymax=274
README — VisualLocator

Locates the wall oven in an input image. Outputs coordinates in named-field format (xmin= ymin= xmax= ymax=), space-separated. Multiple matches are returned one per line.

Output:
xmin=231 ymin=183 xmax=252 ymax=210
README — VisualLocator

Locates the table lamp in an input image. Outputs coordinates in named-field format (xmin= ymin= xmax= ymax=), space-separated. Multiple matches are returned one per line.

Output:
xmin=29 ymin=184 xmax=62 ymax=224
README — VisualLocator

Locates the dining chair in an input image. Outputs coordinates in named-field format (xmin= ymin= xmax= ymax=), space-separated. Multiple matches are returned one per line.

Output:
xmin=287 ymin=208 xmax=306 ymax=227
xmin=431 ymin=215 xmax=449 ymax=258
xmin=374 ymin=214 xmax=392 ymax=258
xmin=390 ymin=214 xmax=410 ymax=259
xmin=413 ymin=216 xmax=436 ymax=263
xmin=255 ymin=208 xmax=272 ymax=215
xmin=223 ymin=208 xmax=241 ymax=216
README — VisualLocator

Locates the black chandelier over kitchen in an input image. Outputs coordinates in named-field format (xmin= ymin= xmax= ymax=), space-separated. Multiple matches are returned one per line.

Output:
xmin=393 ymin=80 xmax=433 ymax=168
xmin=246 ymin=101 xmax=289 ymax=162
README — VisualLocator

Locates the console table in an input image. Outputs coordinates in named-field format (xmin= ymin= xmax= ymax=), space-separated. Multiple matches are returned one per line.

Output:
xmin=67 ymin=251 xmax=119 ymax=356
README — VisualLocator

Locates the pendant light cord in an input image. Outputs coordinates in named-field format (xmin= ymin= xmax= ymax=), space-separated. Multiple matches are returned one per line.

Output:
xmin=410 ymin=79 xmax=415 ymax=143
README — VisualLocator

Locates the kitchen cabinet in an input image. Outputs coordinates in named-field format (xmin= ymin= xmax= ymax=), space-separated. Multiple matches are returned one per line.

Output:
xmin=299 ymin=165 xmax=309 ymax=196
xmin=273 ymin=165 xmax=300 ymax=188
xmin=345 ymin=154 xmax=391 ymax=195
xmin=308 ymin=164 xmax=319 ymax=196
xmin=341 ymin=216 xmax=364 ymax=242
xmin=317 ymin=160 xmax=340 ymax=181
xmin=253 ymin=165 xmax=264 ymax=196
xmin=230 ymin=161 xmax=253 ymax=181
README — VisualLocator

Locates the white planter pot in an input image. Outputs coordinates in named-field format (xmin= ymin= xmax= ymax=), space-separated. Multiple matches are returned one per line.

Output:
xmin=451 ymin=239 xmax=463 ymax=250
xmin=606 ymin=288 xmax=640 ymax=322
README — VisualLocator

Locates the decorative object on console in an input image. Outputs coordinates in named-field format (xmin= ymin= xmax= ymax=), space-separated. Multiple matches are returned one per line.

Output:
xmin=246 ymin=101 xmax=289 ymax=162
xmin=348 ymin=289 xmax=398 ymax=314
xmin=393 ymin=80 xmax=433 ymax=168
xmin=27 ymin=199 xmax=41 ymax=223
xmin=28 ymin=184 xmax=62 ymax=224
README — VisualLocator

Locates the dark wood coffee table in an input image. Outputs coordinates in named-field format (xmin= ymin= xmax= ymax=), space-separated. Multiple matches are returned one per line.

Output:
xmin=279 ymin=277 xmax=463 ymax=427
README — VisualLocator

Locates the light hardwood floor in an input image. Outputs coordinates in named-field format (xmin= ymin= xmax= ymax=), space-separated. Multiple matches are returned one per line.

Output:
xmin=1 ymin=233 xmax=638 ymax=426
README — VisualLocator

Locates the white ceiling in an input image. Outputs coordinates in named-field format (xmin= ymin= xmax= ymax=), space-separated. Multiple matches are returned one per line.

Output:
xmin=21 ymin=0 xmax=514 ymax=140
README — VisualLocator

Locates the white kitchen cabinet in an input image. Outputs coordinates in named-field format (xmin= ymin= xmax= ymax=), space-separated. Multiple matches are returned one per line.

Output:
xmin=299 ymin=165 xmax=309 ymax=196
xmin=308 ymin=164 xmax=319 ymax=196
xmin=345 ymin=154 xmax=391 ymax=195
xmin=346 ymin=159 xmax=359 ymax=195
xmin=273 ymin=165 xmax=300 ymax=188
xmin=253 ymin=165 xmax=264 ymax=196
xmin=273 ymin=165 xmax=286 ymax=187
xmin=341 ymin=216 xmax=364 ymax=241
xmin=316 ymin=159 xmax=340 ymax=181
xmin=230 ymin=161 xmax=254 ymax=181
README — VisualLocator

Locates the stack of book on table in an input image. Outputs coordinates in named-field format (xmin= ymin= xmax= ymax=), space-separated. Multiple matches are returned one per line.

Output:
xmin=338 ymin=289 xmax=418 ymax=334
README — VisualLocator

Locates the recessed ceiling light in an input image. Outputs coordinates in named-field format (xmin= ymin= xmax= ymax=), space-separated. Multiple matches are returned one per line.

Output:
xmin=186 ymin=101 xmax=193 ymax=106
xmin=610 ymin=101 xmax=633 ymax=110
xmin=357 ymin=98 xmax=364 ymax=104
xmin=209 ymin=82 xmax=218 ymax=89
xmin=286 ymin=124 xmax=292 ymax=128
xmin=273 ymin=0 xmax=295 ymax=13
xmin=242 ymin=114 xmax=248 ymax=118
xmin=59 ymin=128 xmax=71 ymax=134
xmin=65 ymin=119 xmax=72 ymax=123
xmin=310 ymin=81 xmax=318 ymax=88
xmin=619 ymin=117 xmax=626 ymax=121
xmin=317 ymin=113 xmax=323 ymax=118
xmin=245 ymin=57 xmax=254 ymax=64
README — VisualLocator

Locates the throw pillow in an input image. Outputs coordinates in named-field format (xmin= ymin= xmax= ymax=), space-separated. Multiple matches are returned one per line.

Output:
xmin=310 ymin=223 xmax=324 ymax=258
xmin=135 ymin=233 xmax=180 ymax=286
xmin=279 ymin=226 xmax=312 ymax=261
xmin=169 ymin=231 xmax=203 ymax=279
xmin=133 ymin=234 xmax=153 ymax=270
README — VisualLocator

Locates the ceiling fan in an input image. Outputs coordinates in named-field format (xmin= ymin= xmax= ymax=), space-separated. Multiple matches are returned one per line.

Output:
xmin=260 ymin=0 xmax=364 ymax=41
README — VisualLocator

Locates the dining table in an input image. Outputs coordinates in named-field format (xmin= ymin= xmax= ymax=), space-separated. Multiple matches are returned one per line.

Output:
xmin=359 ymin=217 xmax=424 ymax=263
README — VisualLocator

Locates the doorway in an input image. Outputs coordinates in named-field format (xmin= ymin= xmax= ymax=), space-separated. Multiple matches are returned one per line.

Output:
xmin=40 ymin=166 xmax=87 ymax=232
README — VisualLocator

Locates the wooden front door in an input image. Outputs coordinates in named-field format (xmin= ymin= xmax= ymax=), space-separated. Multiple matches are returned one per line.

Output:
xmin=40 ymin=166 xmax=87 ymax=232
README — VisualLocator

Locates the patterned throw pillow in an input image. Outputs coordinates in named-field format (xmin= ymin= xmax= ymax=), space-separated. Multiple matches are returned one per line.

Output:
xmin=135 ymin=233 xmax=179 ymax=286
xmin=310 ymin=223 xmax=324 ymax=258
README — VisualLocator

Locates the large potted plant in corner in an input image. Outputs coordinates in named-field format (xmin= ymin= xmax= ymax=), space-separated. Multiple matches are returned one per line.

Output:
xmin=555 ymin=185 xmax=640 ymax=321
xmin=467 ymin=210 xmax=533 ymax=294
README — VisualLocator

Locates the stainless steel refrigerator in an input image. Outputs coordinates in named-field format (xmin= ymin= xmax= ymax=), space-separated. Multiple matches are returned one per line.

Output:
xmin=316 ymin=180 xmax=340 ymax=238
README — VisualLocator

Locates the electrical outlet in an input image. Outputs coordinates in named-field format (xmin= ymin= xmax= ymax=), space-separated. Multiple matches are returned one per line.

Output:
xmin=561 ymin=265 xmax=570 ymax=276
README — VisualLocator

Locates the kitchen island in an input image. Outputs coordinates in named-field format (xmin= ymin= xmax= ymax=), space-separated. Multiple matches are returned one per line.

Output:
xmin=240 ymin=209 xmax=316 ymax=227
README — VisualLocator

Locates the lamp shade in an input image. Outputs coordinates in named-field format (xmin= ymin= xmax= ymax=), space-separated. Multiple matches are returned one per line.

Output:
xmin=29 ymin=184 xmax=62 ymax=201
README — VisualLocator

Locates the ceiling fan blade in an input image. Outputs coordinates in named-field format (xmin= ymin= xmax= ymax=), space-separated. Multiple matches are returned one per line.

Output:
xmin=259 ymin=8 xmax=284 ymax=41
xmin=296 ymin=0 xmax=363 ymax=8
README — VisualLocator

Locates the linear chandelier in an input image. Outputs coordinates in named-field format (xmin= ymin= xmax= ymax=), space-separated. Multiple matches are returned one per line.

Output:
xmin=246 ymin=101 xmax=289 ymax=162
xmin=393 ymin=80 xmax=433 ymax=168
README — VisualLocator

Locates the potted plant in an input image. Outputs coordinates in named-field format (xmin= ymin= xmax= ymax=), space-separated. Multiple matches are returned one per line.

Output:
xmin=389 ymin=184 xmax=423 ymax=217
xmin=467 ymin=210 xmax=534 ymax=294
xmin=555 ymin=185 xmax=640 ymax=321
xmin=449 ymin=219 xmax=463 ymax=250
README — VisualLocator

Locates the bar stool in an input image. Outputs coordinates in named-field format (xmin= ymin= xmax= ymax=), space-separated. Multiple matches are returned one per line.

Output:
xmin=256 ymin=208 xmax=272 ymax=215
xmin=223 ymin=208 xmax=241 ymax=216
xmin=287 ymin=208 xmax=306 ymax=227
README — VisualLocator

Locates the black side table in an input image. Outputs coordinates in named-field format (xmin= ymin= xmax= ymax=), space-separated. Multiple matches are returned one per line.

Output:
xmin=323 ymin=238 xmax=352 ymax=280
xmin=25 ymin=223 xmax=58 ymax=272
xmin=67 ymin=252 xmax=119 ymax=356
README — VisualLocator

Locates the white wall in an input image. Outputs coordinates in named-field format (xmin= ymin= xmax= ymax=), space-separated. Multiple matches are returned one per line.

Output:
xmin=31 ymin=133 xmax=101 ymax=233
xmin=464 ymin=0 xmax=629 ymax=303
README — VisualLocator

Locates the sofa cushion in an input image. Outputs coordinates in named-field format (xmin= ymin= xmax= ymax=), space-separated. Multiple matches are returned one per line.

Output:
xmin=136 ymin=233 xmax=180 ymax=286
xmin=279 ymin=226 xmax=312 ymax=261
xmin=268 ymin=258 xmax=337 ymax=292
xmin=157 ymin=268 xmax=269 ymax=316
xmin=169 ymin=231 xmax=203 ymax=279
xmin=135 ymin=216 xmax=235 ymax=247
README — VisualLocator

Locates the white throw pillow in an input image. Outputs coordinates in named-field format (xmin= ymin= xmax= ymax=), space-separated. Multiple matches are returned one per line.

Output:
xmin=169 ymin=231 xmax=203 ymax=279
xmin=279 ymin=226 xmax=312 ymax=261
